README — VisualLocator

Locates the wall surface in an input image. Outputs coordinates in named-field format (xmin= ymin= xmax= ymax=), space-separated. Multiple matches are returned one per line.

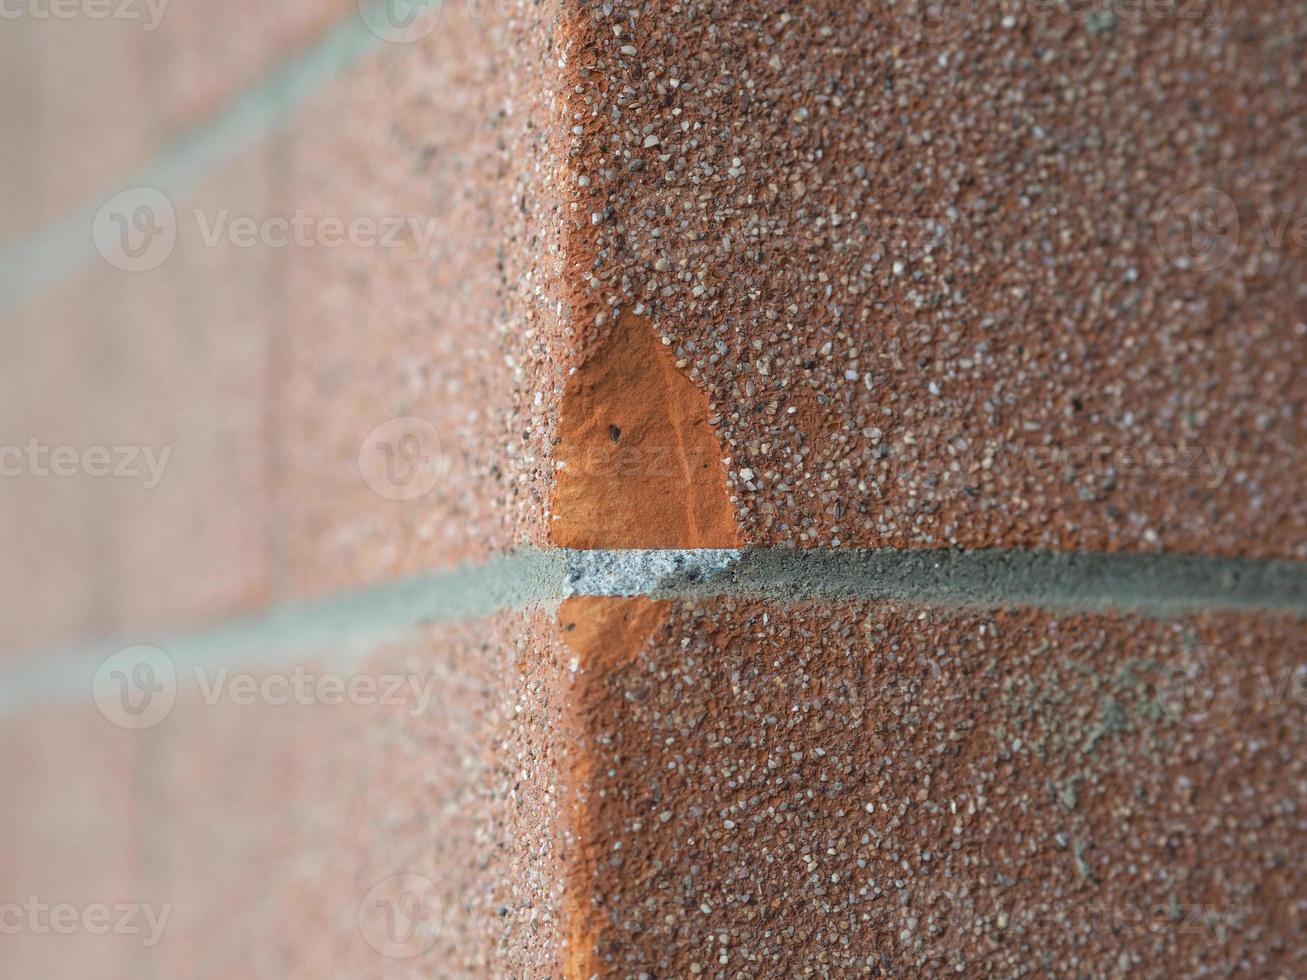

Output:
xmin=1 ymin=1 xmax=1304 ymax=977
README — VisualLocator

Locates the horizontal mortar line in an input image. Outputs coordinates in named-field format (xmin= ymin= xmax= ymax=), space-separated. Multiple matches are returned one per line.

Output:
xmin=0 ymin=549 xmax=567 ymax=719
xmin=3 ymin=546 xmax=1306 ymax=719
xmin=0 ymin=5 xmax=400 ymax=315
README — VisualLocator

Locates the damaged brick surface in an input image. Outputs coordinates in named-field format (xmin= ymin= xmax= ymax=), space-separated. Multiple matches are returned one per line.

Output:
xmin=3 ymin=0 xmax=1306 ymax=977
xmin=541 ymin=0 xmax=1307 ymax=975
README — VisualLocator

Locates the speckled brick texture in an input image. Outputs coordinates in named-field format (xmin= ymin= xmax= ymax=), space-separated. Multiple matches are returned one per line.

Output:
xmin=3 ymin=3 xmax=574 ymax=977
xmin=552 ymin=0 xmax=1307 ymax=558
xmin=0 ymin=160 xmax=278 ymax=650
xmin=541 ymin=0 xmax=1307 ymax=973
xmin=4 ymin=0 xmax=1306 ymax=978
xmin=562 ymin=599 xmax=1306 ymax=975
xmin=0 ymin=708 xmax=140 ymax=980
xmin=1 ymin=612 xmax=575 ymax=979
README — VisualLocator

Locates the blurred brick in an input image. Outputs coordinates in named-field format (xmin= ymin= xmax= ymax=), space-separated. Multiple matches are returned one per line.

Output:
xmin=2 ymin=0 xmax=357 ymax=248
xmin=0 ymin=706 xmax=143 ymax=980
xmin=134 ymin=613 xmax=567 ymax=978
xmin=0 ymin=150 xmax=279 ymax=652
xmin=2 ymin=610 xmax=574 ymax=978
xmin=0 ymin=0 xmax=537 ymax=652
xmin=269 ymin=1 xmax=527 ymax=597
xmin=538 ymin=7 xmax=1307 ymax=963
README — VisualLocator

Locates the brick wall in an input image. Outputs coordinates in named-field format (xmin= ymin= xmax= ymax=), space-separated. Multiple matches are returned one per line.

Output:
xmin=2 ymin=1 xmax=1304 ymax=977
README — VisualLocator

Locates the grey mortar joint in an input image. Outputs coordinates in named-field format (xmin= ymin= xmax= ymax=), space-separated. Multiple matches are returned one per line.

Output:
xmin=561 ymin=549 xmax=745 ymax=598
xmin=560 ymin=547 xmax=1307 ymax=617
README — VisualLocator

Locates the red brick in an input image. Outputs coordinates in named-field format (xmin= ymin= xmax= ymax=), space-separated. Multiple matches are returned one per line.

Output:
xmin=551 ymin=0 xmax=1307 ymax=559
xmin=6 ymin=1 xmax=1307 ymax=977
xmin=561 ymin=599 xmax=1306 ymax=975
xmin=2 ymin=1 xmax=357 ymax=247
xmin=0 ymin=706 xmax=144 ymax=980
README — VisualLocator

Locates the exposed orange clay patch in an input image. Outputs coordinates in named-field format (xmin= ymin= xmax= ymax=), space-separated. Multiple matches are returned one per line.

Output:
xmin=550 ymin=311 xmax=742 ymax=549
xmin=548 ymin=250 xmax=737 ymax=977
xmin=558 ymin=595 xmax=671 ymax=674
xmin=557 ymin=595 xmax=671 ymax=977
xmin=549 ymin=312 xmax=738 ymax=974
xmin=539 ymin=9 xmax=746 ymax=976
